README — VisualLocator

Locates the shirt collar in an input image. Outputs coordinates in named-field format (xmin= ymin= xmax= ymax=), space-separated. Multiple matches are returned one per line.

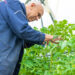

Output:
xmin=20 ymin=3 xmax=28 ymax=21
xmin=20 ymin=3 xmax=26 ymax=15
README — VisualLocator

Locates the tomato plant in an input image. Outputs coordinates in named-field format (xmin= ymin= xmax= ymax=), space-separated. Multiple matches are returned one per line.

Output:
xmin=19 ymin=20 xmax=75 ymax=75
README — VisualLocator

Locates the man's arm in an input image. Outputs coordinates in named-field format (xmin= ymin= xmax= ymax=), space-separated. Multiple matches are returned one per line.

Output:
xmin=0 ymin=4 xmax=45 ymax=45
xmin=0 ymin=3 xmax=60 ymax=45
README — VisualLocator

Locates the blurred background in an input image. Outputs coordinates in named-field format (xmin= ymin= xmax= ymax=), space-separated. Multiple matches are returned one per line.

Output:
xmin=20 ymin=0 xmax=75 ymax=29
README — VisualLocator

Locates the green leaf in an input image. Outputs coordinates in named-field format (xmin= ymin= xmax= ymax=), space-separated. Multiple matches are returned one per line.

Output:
xmin=44 ymin=70 xmax=50 ymax=75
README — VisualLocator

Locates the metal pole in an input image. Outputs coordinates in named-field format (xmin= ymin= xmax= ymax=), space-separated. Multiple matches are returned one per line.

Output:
xmin=41 ymin=18 xmax=44 ymax=27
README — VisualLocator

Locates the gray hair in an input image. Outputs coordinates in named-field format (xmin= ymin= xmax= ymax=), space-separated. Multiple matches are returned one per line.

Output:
xmin=26 ymin=0 xmax=42 ymax=6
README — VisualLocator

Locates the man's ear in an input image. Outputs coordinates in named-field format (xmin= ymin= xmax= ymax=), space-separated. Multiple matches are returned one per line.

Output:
xmin=31 ymin=3 xmax=36 ymax=7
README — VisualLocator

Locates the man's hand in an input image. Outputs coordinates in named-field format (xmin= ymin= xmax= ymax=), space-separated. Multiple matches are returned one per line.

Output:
xmin=44 ymin=34 xmax=53 ymax=41
xmin=50 ymin=36 xmax=62 ymax=44
xmin=44 ymin=34 xmax=62 ymax=45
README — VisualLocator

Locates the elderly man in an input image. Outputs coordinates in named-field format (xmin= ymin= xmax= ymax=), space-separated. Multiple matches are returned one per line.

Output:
xmin=0 ymin=0 xmax=60 ymax=75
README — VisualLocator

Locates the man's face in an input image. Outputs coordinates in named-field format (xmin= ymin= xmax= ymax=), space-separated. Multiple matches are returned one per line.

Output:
xmin=26 ymin=3 xmax=44 ymax=22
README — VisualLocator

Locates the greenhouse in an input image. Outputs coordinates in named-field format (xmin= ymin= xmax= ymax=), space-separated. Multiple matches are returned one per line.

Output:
xmin=0 ymin=0 xmax=75 ymax=75
xmin=19 ymin=0 xmax=75 ymax=75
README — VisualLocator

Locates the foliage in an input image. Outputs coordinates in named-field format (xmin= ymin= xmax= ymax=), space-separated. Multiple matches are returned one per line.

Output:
xmin=19 ymin=20 xmax=75 ymax=75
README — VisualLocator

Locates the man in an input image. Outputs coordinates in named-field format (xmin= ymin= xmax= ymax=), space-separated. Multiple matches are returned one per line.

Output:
xmin=0 ymin=0 xmax=61 ymax=75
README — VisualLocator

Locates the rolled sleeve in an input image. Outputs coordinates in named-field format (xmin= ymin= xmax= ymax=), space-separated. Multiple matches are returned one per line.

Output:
xmin=39 ymin=33 xmax=45 ymax=44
